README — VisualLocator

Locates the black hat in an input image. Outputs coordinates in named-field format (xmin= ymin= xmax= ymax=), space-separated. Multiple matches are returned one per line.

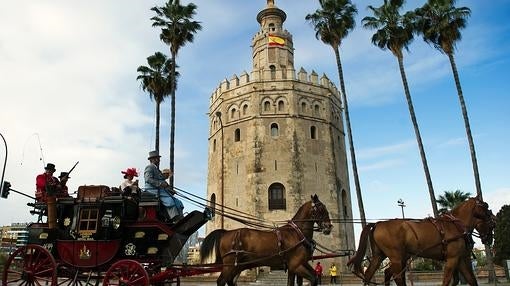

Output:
xmin=45 ymin=163 xmax=56 ymax=172
xmin=58 ymin=172 xmax=70 ymax=179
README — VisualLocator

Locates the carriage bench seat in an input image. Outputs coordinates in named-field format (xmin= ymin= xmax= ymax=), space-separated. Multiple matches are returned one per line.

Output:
xmin=57 ymin=197 xmax=75 ymax=205
xmin=102 ymin=195 xmax=123 ymax=204
xmin=139 ymin=191 xmax=159 ymax=206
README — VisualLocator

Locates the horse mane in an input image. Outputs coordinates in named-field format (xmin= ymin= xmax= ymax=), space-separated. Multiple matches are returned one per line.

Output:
xmin=450 ymin=197 xmax=475 ymax=216
xmin=200 ymin=229 xmax=226 ymax=263
xmin=291 ymin=200 xmax=312 ymax=221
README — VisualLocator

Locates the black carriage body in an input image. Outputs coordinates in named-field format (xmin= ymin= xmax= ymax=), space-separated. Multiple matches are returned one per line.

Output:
xmin=25 ymin=185 xmax=209 ymax=269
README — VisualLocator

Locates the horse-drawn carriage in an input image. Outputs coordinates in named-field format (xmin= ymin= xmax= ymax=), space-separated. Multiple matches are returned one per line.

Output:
xmin=2 ymin=184 xmax=214 ymax=285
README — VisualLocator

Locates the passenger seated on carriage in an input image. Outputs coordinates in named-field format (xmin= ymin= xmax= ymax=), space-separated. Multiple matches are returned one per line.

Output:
xmin=36 ymin=163 xmax=70 ymax=202
xmin=120 ymin=168 xmax=140 ymax=197
xmin=57 ymin=172 xmax=71 ymax=198
xmin=144 ymin=151 xmax=184 ymax=222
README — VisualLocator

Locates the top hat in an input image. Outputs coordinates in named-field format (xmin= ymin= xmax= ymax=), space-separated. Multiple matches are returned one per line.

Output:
xmin=147 ymin=150 xmax=161 ymax=160
xmin=58 ymin=172 xmax=70 ymax=179
xmin=45 ymin=163 xmax=56 ymax=172
xmin=121 ymin=168 xmax=139 ymax=178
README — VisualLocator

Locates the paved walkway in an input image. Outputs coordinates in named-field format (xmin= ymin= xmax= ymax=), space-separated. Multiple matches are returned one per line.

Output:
xmin=179 ymin=281 xmax=510 ymax=286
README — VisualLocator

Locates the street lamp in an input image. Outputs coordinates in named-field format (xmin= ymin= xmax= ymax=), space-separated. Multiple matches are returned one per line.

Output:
xmin=215 ymin=111 xmax=225 ymax=229
xmin=397 ymin=198 xmax=406 ymax=219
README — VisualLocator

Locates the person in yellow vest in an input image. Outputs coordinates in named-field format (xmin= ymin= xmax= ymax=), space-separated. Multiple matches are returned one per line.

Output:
xmin=329 ymin=262 xmax=337 ymax=284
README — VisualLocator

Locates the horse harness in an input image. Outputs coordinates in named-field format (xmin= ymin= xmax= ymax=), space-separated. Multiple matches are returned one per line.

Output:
xmin=222 ymin=220 xmax=315 ymax=267
xmin=406 ymin=214 xmax=471 ymax=260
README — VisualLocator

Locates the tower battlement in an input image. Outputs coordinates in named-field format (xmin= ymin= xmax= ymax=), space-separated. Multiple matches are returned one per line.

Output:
xmin=210 ymin=67 xmax=341 ymax=104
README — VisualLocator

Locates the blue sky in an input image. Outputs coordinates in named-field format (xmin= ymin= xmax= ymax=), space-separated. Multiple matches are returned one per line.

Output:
xmin=0 ymin=0 xmax=508 ymax=243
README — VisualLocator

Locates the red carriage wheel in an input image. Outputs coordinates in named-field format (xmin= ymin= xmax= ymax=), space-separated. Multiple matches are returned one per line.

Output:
xmin=102 ymin=259 xmax=149 ymax=286
xmin=2 ymin=244 xmax=57 ymax=285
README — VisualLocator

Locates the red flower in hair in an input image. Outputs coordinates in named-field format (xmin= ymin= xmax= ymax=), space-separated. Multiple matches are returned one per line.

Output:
xmin=121 ymin=168 xmax=138 ymax=177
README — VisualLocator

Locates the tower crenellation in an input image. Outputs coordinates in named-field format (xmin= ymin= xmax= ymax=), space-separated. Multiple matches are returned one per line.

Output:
xmin=210 ymin=67 xmax=341 ymax=105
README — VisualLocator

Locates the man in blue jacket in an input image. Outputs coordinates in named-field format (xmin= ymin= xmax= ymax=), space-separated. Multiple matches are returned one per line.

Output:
xmin=144 ymin=150 xmax=183 ymax=222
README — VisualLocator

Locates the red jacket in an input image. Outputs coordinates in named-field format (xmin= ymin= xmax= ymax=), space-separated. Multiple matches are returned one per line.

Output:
xmin=314 ymin=263 xmax=323 ymax=275
xmin=35 ymin=173 xmax=59 ymax=202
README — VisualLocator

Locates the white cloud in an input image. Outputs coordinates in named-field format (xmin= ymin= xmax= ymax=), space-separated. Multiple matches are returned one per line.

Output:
xmin=484 ymin=187 xmax=510 ymax=214
xmin=358 ymin=140 xmax=415 ymax=160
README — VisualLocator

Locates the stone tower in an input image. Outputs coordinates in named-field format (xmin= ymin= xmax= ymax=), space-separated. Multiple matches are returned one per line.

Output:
xmin=206 ymin=0 xmax=355 ymax=267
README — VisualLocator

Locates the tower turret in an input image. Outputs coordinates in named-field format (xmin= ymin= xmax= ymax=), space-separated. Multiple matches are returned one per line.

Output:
xmin=252 ymin=0 xmax=294 ymax=80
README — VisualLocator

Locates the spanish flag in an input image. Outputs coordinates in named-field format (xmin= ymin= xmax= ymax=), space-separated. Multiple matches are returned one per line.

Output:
xmin=268 ymin=34 xmax=285 ymax=47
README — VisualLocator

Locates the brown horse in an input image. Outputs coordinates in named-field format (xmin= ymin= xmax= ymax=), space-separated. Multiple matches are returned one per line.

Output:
xmin=382 ymin=213 xmax=496 ymax=286
xmin=200 ymin=194 xmax=332 ymax=286
xmin=348 ymin=197 xmax=495 ymax=286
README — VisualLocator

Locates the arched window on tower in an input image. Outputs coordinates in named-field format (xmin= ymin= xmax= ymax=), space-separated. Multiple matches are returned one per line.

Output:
xmin=270 ymin=65 xmax=276 ymax=80
xmin=210 ymin=193 xmax=216 ymax=219
xmin=310 ymin=126 xmax=317 ymax=139
xmin=264 ymin=101 xmax=271 ymax=112
xmin=271 ymin=123 xmax=279 ymax=137
xmin=278 ymin=100 xmax=285 ymax=112
xmin=269 ymin=23 xmax=276 ymax=32
xmin=213 ymin=139 xmax=216 ymax=152
xmin=301 ymin=102 xmax=307 ymax=113
xmin=314 ymin=104 xmax=320 ymax=116
xmin=268 ymin=183 xmax=286 ymax=210
xmin=230 ymin=108 xmax=236 ymax=119
xmin=234 ymin=128 xmax=241 ymax=142
xmin=342 ymin=189 xmax=348 ymax=218
xmin=242 ymin=104 xmax=248 ymax=116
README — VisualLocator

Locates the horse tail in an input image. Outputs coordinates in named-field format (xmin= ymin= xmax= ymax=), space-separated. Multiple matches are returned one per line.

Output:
xmin=347 ymin=223 xmax=375 ymax=276
xmin=200 ymin=229 xmax=226 ymax=264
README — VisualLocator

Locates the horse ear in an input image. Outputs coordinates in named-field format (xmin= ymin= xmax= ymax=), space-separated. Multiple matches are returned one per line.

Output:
xmin=311 ymin=194 xmax=318 ymax=202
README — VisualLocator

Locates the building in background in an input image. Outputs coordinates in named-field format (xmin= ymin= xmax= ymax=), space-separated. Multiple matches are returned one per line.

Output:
xmin=1 ymin=222 xmax=29 ymax=254
xmin=206 ymin=0 xmax=355 ymax=270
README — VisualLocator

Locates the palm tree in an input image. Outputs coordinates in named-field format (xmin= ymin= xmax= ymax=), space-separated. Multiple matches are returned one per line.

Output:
xmin=151 ymin=0 xmax=202 ymax=188
xmin=414 ymin=0 xmax=482 ymax=199
xmin=362 ymin=0 xmax=439 ymax=217
xmin=436 ymin=189 xmax=471 ymax=214
xmin=305 ymin=0 xmax=368 ymax=229
xmin=136 ymin=52 xmax=177 ymax=152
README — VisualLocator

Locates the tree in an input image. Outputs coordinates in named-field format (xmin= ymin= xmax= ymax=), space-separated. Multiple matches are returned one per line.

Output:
xmin=436 ymin=189 xmax=471 ymax=214
xmin=136 ymin=52 xmax=177 ymax=152
xmin=305 ymin=0 xmax=368 ymax=228
xmin=151 ymin=0 xmax=202 ymax=188
xmin=362 ymin=0 xmax=439 ymax=217
xmin=494 ymin=205 xmax=510 ymax=265
xmin=414 ymin=0 xmax=482 ymax=198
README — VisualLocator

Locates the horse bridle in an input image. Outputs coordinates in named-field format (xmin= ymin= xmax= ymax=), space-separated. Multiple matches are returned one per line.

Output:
xmin=472 ymin=198 xmax=495 ymax=244
xmin=311 ymin=201 xmax=332 ymax=233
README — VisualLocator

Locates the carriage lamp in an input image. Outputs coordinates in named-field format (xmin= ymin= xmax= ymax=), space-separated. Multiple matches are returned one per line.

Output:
xmin=112 ymin=216 xmax=121 ymax=230
xmin=101 ymin=210 xmax=113 ymax=227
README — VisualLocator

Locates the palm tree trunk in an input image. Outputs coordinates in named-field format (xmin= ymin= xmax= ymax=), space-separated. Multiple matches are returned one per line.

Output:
xmin=447 ymin=53 xmax=482 ymax=197
xmin=169 ymin=51 xmax=176 ymax=189
xmin=333 ymin=47 xmax=367 ymax=229
xmin=156 ymin=101 xmax=161 ymax=152
xmin=397 ymin=55 xmax=438 ymax=217
xmin=447 ymin=53 xmax=496 ymax=283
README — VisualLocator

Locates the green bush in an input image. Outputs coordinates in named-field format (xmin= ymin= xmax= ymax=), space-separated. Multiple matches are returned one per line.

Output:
xmin=412 ymin=258 xmax=442 ymax=271
xmin=494 ymin=205 xmax=510 ymax=265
